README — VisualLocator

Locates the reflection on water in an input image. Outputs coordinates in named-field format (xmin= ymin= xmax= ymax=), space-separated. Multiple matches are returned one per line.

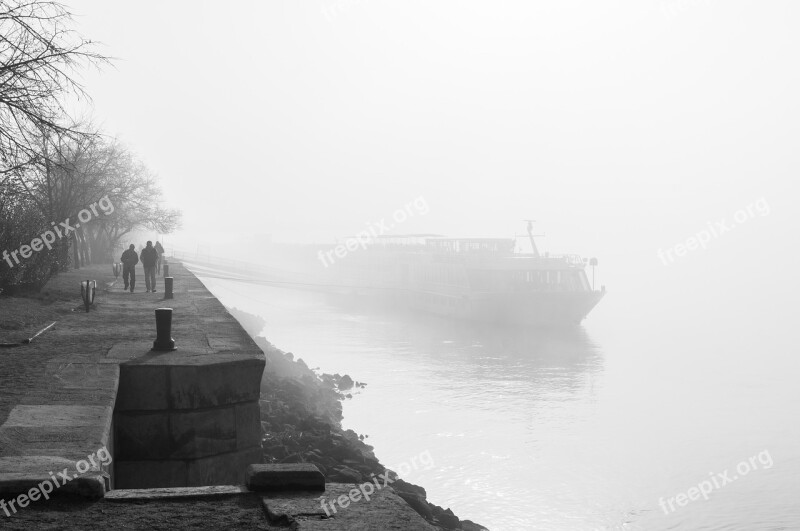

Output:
xmin=197 ymin=276 xmax=800 ymax=531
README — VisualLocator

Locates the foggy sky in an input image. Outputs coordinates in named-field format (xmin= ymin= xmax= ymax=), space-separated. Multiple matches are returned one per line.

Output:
xmin=69 ymin=0 xmax=797 ymax=317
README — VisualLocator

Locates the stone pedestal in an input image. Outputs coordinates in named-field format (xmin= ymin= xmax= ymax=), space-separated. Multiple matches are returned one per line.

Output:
xmin=112 ymin=345 xmax=265 ymax=489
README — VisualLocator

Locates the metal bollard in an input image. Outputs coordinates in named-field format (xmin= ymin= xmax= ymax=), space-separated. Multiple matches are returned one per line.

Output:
xmin=112 ymin=263 xmax=120 ymax=278
xmin=164 ymin=277 xmax=174 ymax=299
xmin=81 ymin=280 xmax=96 ymax=313
xmin=163 ymin=264 xmax=169 ymax=278
xmin=152 ymin=308 xmax=177 ymax=351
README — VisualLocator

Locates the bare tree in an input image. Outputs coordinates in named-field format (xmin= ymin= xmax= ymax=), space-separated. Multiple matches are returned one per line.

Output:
xmin=94 ymin=143 xmax=181 ymax=259
xmin=18 ymin=132 xmax=182 ymax=264
xmin=0 ymin=2 xmax=181 ymax=287
xmin=0 ymin=0 xmax=108 ymax=174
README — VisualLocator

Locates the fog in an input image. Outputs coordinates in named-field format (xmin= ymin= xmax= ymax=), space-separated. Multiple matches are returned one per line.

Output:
xmin=70 ymin=0 xmax=795 ymax=253
xmin=61 ymin=3 xmax=799 ymax=528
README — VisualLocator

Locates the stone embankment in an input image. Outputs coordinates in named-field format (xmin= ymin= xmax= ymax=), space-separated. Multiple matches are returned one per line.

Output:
xmin=0 ymin=261 xmax=487 ymax=529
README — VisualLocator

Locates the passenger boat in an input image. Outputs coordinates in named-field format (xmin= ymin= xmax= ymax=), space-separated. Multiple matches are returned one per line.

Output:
xmin=322 ymin=223 xmax=605 ymax=326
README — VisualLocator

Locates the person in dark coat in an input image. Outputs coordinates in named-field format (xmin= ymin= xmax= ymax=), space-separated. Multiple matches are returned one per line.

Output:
xmin=140 ymin=241 xmax=159 ymax=293
xmin=120 ymin=244 xmax=139 ymax=293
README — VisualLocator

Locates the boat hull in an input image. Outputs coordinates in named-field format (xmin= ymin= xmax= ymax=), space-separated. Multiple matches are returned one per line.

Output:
xmin=334 ymin=285 xmax=606 ymax=326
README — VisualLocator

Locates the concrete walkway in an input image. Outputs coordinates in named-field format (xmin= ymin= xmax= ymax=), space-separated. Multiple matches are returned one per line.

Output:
xmin=0 ymin=261 xmax=263 ymax=497
xmin=1 ymin=482 xmax=438 ymax=530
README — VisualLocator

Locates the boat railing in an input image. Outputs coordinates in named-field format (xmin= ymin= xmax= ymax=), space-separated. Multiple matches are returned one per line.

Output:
xmin=545 ymin=254 xmax=585 ymax=266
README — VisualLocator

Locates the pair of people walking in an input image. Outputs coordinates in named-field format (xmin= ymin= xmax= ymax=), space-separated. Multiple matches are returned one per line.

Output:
xmin=120 ymin=241 xmax=162 ymax=293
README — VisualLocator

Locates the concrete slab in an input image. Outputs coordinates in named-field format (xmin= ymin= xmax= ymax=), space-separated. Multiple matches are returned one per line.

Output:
xmin=0 ymin=426 xmax=106 ymax=458
xmin=3 ymin=405 xmax=110 ymax=429
xmin=0 ymin=456 xmax=107 ymax=498
xmin=262 ymin=483 xmax=438 ymax=530
xmin=105 ymin=485 xmax=249 ymax=501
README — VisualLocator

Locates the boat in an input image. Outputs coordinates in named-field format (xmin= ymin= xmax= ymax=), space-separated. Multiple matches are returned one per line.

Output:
xmin=320 ymin=222 xmax=605 ymax=326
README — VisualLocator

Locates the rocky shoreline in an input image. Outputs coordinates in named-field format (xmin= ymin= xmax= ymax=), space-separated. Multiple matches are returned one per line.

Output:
xmin=228 ymin=307 xmax=488 ymax=531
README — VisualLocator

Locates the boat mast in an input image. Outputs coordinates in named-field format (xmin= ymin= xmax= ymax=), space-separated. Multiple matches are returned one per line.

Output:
xmin=523 ymin=220 xmax=544 ymax=258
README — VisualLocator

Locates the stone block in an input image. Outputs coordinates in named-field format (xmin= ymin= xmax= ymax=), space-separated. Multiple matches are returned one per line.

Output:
xmin=4 ymin=405 xmax=110 ymax=429
xmin=115 ymin=365 xmax=169 ymax=411
xmin=247 ymin=463 xmax=325 ymax=492
xmin=114 ymin=412 xmax=170 ymax=460
xmin=114 ymin=460 xmax=187 ymax=489
xmin=0 ymin=457 xmax=107 ymax=498
xmin=0 ymin=425 xmax=105 ymax=460
xmin=105 ymin=485 xmax=249 ymax=501
xmin=170 ymin=407 xmax=237 ymax=459
xmin=169 ymin=359 xmax=264 ymax=409
xmin=187 ymin=447 xmax=263 ymax=487
xmin=235 ymin=401 xmax=262 ymax=451
xmin=263 ymin=483 xmax=438 ymax=530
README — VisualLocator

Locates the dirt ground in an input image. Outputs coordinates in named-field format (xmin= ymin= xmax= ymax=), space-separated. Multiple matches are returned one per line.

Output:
xmin=0 ymin=266 xmax=116 ymax=436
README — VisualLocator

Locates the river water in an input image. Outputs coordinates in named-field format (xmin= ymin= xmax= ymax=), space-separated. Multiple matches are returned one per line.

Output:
xmin=195 ymin=271 xmax=799 ymax=531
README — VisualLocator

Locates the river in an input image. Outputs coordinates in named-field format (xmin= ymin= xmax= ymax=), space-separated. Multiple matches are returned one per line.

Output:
xmin=195 ymin=270 xmax=799 ymax=531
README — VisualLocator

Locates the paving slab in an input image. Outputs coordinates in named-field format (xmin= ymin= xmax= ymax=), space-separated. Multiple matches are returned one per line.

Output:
xmin=105 ymin=484 xmax=249 ymax=501
xmin=263 ymin=483 xmax=438 ymax=530
xmin=0 ymin=456 xmax=108 ymax=498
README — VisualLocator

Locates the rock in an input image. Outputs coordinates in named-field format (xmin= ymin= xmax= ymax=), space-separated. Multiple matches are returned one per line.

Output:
xmin=397 ymin=492 xmax=434 ymax=520
xmin=339 ymin=374 xmax=354 ymax=390
xmin=393 ymin=478 xmax=426 ymax=498
xmin=305 ymin=449 xmax=323 ymax=460
xmin=343 ymin=429 xmax=360 ymax=442
xmin=460 ymin=520 xmax=490 ymax=531
xmin=331 ymin=465 xmax=362 ymax=483
xmin=437 ymin=508 xmax=460 ymax=529
xmin=263 ymin=444 xmax=288 ymax=459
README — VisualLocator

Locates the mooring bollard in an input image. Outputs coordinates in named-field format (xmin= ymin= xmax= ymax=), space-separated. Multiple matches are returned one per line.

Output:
xmin=164 ymin=277 xmax=174 ymax=299
xmin=152 ymin=308 xmax=177 ymax=351
xmin=80 ymin=280 xmax=96 ymax=313
xmin=163 ymin=263 xmax=169 ymax=278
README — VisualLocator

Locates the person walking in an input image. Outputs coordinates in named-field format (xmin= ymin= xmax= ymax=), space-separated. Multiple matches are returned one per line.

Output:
xmin=120 ymin=244 xmax=139 ymax=293
xmin=154 ymin=241 xmax=165 ymax=274
xmin=140 ymin=241 xmax=159 ymax=293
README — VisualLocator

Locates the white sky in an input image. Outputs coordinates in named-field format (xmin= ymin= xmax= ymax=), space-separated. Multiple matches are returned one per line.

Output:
xmin=68 ymin=0 xmax=798 ymax=291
